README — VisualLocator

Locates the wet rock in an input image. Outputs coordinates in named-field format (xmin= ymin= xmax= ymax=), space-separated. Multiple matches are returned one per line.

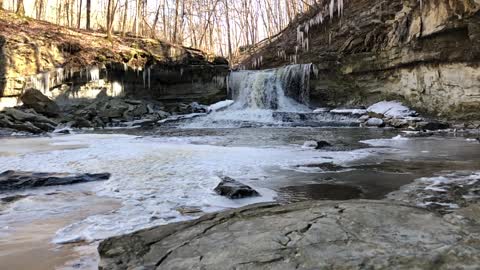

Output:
xmin=0 ymin=108 xmax=58 ymax=133
xmin=0 ymin=170 xmax=111 ymax=192
xmin=176 ymin=206 xmax=204 ymax=216
xmin=98 ymin=99 xmax=130 ymax=119
xmin=214 ymin=176 xmax=260 ymax=199
xmin=20 ymin=89 xmax=60 ymax=117
xmin=98 ymin=200 xmax=480 ymax=270
xmin=1 ymin=194 xmax=28 ymax=203
xmin=316 ymin=140 xmax=332 ymax=149
xmin=388 ymin=118 xmax=409 ymax=128
xmin=297 ymin=162 xmax=346 ymax=171
xmin=388 ymin=172 xmax=480 ymax=214
xmin=187 ymin=102 xmax=209 ymax=113
xmin=415 ymin=121 xmax=450 ymax=131
xmin=365 ymin=117 xmax=384 ymax=127
xmin=358 ymin=115 xmax=370 ymax=122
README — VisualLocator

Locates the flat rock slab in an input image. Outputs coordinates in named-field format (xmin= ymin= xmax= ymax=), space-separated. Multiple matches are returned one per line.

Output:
xmin=98 ymin=200 xmax=480 ymax=270
xmin=0 ymin=170 xmax=110 ymax=192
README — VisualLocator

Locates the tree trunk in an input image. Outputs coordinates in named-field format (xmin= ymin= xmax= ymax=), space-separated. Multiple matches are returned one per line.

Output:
xmin=224 ymin=0 xmax=232 ymax=62
xmin=107 ymin=0 xmax=113 ymax=38
xmin=152 ymin=2 xmax=162 ymax=38
xmin=0 ymin=0 xmax=4 ymax=11
xmin=16 ymin=0 xmax=25 ymax=16
xmin=121 ymin=0 xmax=128 ymax=36
xmin=133 ymin=0 xmax=141 ymax=36
xmin=172 ymin=0 xmax=180 ymax=43
xmin=86 ymin=0 xmax=91 ymax=30
xmin=77 ymin=0 xmax=82 ymax=28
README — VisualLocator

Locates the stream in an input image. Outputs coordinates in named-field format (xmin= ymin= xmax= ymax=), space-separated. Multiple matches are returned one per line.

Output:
xmin=1 ymin=64 xmax=480 ymax=269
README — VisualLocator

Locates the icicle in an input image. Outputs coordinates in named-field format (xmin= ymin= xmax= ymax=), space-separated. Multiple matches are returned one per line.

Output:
xmin=148 ymin=67 xmax=151 ymax=89
xmin=90 ymin=67 xmax=100 ymax=81
xmin=56 ymin=68 xmax=64 ymax=85
xmin=330 ymin=0 xmax=335 ymax=20
xmin=143 ymin=69 xmax=146 ymax=89
xmin=180 ymin=68 xmax=184 ymax=76
xmin=123 ymin=63 xmax=128 ymax=72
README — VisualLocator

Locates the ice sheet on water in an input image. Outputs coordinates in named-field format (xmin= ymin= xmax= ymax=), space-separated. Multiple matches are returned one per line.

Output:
xmin=0 ymin=134 xmax=374 ymax=243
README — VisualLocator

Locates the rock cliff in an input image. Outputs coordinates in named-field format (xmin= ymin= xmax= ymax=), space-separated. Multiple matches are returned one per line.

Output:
xmin=240 ymin=0 xmax=480 ymax=120
xmin=0 ymin=10 xmax=228 ymax=109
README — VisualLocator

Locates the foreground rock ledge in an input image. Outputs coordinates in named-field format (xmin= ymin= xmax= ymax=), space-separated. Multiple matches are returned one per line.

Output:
xmin=98 ymin=200 xmax=480 ymax=270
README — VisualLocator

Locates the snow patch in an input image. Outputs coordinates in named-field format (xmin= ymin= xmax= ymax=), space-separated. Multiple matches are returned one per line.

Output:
xmin=208 ymin=100 xmax=234 ymax=112
xmin=367 ymin=101 xmax=416 ymax=118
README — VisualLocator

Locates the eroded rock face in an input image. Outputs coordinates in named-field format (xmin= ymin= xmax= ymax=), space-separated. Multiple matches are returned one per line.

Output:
xmin=98 ymin=200 xmax=480 ymax=270
xmin=0 ymin=170 xmax=110 ymax=192
xmin=241 ymin=0 xmax=480 ymax=120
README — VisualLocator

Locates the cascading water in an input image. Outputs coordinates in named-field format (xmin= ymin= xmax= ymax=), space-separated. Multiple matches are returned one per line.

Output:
xmin=178 ymin=63 xmax=360 ymax=128
xmin=180 ymin=64 xmax=316 ymax=128
xmin=228 ymin=64 xmax=315 ymax=111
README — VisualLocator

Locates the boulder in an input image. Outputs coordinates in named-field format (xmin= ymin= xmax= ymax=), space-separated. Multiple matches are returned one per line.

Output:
xmin=366 ymin=117 xmax=385 ymax=127
xmin=98 ymin=99 xmax=130 ymax=119
xmin=20 ymin=89 xmax=60 ymax=117
xmin=0 ymin=108 xmax=58 ymax=133
xmin=316 ymin=140 xmax=332 ymax=149
xmin=0 ymin=170 xmax=111 ymax=192
xmin=98 ymin=200 xmax=480 ymax=270
xmin=302 ymin=141 xmax=332 ymax=149
xmin=214 ymin=176 xmax=260 ymax=199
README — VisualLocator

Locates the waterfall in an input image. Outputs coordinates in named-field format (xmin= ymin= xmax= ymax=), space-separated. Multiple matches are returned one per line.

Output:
xmin=228 ymin=64 xmax=316 ymax=111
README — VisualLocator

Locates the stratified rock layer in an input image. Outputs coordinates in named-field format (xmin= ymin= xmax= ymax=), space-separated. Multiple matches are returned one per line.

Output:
xmin=241 ymin=0 xmax=480 ymax=120
xmin=98 ymin=200 xmax=480 ymax=270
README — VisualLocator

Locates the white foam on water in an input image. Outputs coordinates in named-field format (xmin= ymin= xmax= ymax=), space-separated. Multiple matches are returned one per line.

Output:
xmin=0 ymin=134 xmax=373 ymax=243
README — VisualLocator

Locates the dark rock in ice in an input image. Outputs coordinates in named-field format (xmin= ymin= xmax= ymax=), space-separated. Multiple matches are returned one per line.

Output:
xmin=214 ymin=176 xmax=260 ymax=199
xmin=316 ymin=140 xmax=332 ymax=149
xmin=0 ymin=170 xmax=111 ymax=192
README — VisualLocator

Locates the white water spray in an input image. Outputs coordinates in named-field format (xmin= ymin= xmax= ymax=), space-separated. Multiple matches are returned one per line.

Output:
xmin=228 ymin=64 xmax=316 ymax=110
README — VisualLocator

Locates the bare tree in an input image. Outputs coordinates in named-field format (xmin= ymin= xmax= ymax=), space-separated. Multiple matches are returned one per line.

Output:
xmin=86 ymin=0 xmax=91 ymax=30
xmin=16 ymin=0 xmax=25 ymax=16
xmin=77 ymin=0 xmax=83 ymax=28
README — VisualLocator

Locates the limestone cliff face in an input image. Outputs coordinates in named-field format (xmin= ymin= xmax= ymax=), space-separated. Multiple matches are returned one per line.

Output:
xmin=0 ymin=11 xmax=228 ymax=107
xmin=241 ymin=0 xmax=480 ymax=120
